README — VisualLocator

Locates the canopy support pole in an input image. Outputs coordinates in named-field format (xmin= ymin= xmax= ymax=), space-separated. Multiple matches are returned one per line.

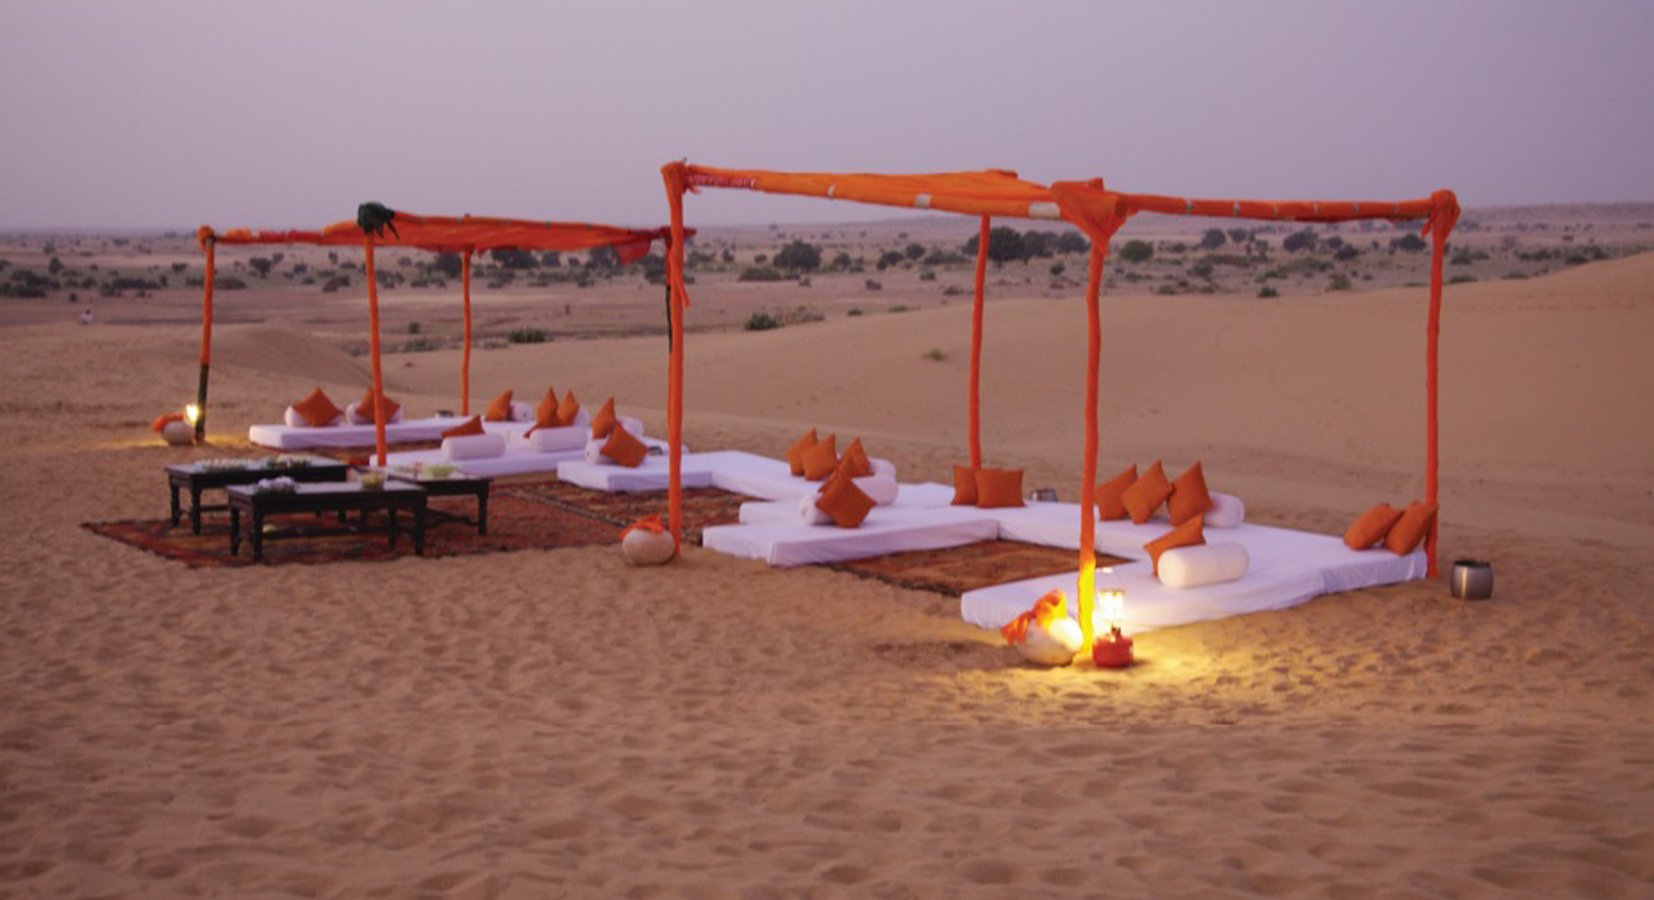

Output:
xmin=1076 ymin=242 xmax=1107 ymax=649
xmin=662 ymin=164 xmax=690 ymax=551
xmin=365 ymin=237 xmax=388 ymax=467
xmin=461 ymin=248 xmax=474 ymax=416
xmin=196 ymin=237 xmax=216 ymax=442
xmin=969 ymin=216 xmax=990 ymax=469
xmin=1423 ymin=190 xmax=1459 ymax=578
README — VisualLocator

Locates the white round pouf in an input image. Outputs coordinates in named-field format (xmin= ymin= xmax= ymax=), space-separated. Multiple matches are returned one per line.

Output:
xmin=160 ymin=419 xmax=194 ymax=446
xmin=1018 ymin=617 xmax=1083 ymax=666
xmin=622 ymin=528 xmax=677 ymax=566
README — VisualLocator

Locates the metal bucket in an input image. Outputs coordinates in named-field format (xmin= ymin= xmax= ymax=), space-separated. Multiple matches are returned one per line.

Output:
xmin=1450 ymin=559 xmax=1494 ymax=600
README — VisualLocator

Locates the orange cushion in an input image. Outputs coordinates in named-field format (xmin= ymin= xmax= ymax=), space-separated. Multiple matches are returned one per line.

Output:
xmin=1344 ymin=503 xmax=1404 ymax=550
xmin=975 ymin=468 xmax=1024 ymax=509
xmin=1144 ymin=515 xmax=1205 ymax=576
xmin=801 ymin=433 xmax=838 ymax=481
xmin=590 ymin=397 xmax=618 ymax=440
xmin=535 ymin=386 xmax=564 ymax=428
xmin=815 ymin=472 xmax=875 ymax=528
xmin=557 ymin=390 xmax=581 ymax=426
xmin=1122 ymin=461 xmax=1173 ymax=525
xmin=484 ymin=389 xmax=514 ymax=422
xmin=1167 ymin=462 xmax=1213 ymax=526
xmin=441 ymin=416 xmax=484 ymax=439
xmin=601 ymin=424 xmax=649 ymax=468
xmin=841 ymin=438 xmax=874 ymax=478
xmin=1383 ymin=501 xmax=1437 ymax=555
xmin=355 ymin=388 xmax=400 ymax=425
xmin=952 ymin=465 xmax=979 ymax=506
xmin=786 ymin=428 xmax=819 ymax=477
xmin=1096 ymin=464 xmax=1138 ymax=520
xmin=292 ymin=387 xmax=343 ymax=428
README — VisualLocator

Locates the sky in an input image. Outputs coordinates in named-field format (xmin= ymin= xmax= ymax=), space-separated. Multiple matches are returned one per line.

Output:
xmin=2 ymin=0 xmax=1651 ymax=229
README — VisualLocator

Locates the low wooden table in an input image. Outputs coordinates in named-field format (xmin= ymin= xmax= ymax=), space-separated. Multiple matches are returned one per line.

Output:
xmin=167 ymin=459 xmax=349 ymax=534
xmin=227 ymin=482 xmax=427 ymax=562
xmin=385 ymin=472 xmax=491 ymax=534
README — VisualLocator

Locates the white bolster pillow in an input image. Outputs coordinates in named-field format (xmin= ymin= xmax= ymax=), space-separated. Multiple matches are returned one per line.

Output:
xmin=285 ymin=406 xmax=343 ymax=428
xmin=612 ymin=415 xmax=645 ymax=439
xmin=797 ymin=493 xmax=830 ymax=526
xmin=1205 ymin=492 xmax=1245 ymax=529
xmin=871 ymin=458 xmax=897 ymax=480
xmin=443 ymin=433 xmax=506 ymax=461
xmin=854 ymin=474 xmax=899 ymax=506
xmin=1158 ymin=543 xmax=1249 ymax=589
xmin=509 ymin=401 xmax=534 ymax=422
xmin=584 ymin=437 xmax=634 ymax=466
xmin=527 ymin=425 xmax=586 ymax=453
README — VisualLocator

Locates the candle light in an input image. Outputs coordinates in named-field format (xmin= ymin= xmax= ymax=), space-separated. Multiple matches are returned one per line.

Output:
xmin=1092 ymin=567 xmax=1135 ymax=668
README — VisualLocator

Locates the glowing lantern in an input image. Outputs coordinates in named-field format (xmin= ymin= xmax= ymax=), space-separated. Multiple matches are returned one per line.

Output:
xmin=1091 ymin=566 xmax=1135 ymax=668
xmin=1002 ymin=589 xmax=1083 ymax=666
xmin=185 ymin=403 xmax=201 ymax=425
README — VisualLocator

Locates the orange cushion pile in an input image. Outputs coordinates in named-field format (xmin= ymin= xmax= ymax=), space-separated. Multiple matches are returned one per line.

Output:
xmin=293 ymin=388 xmax=343 ymax=427
xmin=355 ymin=388 xmax=400 ymax=424
xmin=601 ymin=424 xmax=649 ymax=468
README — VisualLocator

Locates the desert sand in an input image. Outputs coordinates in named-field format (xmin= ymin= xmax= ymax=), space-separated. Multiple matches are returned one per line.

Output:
xmin=1 ymin=241 xmax=1651 ymax=898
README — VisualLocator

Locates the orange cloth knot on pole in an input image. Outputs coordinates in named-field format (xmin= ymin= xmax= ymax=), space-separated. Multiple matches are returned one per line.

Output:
xmin=1000 ymin=589 xmax=1067 ymax=646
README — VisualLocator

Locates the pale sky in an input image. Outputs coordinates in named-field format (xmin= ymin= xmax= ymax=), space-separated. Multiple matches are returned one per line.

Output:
xmin=2 ymin=0 xmax=1650 ymax=230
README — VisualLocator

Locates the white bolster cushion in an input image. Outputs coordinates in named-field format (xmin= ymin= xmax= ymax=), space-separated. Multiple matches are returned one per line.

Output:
xmin=871 ymin=458 xmax=897 ymax=480
xmin=510 ymin=401 xmax=534 ymax=422
xmin=1158 ymin=543 xmax=1250 ymax=589
xmin=584 ymin=437 xmax=631 ymax=466
xmin=573 ymin=408 xmax=592 ymax=427
xmin=797 ymin=494 xmax=831 ymax=526
xmin=1205 ymin=492 xmax=1245 ymax=529
xmin=442 ymin=433 xmax=506 ymax=461
xmin=344 ymin=403 xmax=403 ymax=426
xmin=285 ymin=405 xmax=343 ymax=428
xmin=610 ymin=415 xmax=646 ymax=440
xmin=854 ymin=474 xmax=899 ymax=506
xmin=527 ymin=425 xmax=586 ymax=453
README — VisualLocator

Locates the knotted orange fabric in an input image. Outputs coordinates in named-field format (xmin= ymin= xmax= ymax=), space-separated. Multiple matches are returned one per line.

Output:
xmin=1001 ymin=589 xmax=1068 ymax=646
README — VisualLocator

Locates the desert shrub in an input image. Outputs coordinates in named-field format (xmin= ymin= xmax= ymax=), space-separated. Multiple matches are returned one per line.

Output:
xmin=942 ymin=285 xmax=964 ymax=296
xmin=216 ymin=277 xmax=247 ymax=290
xmin=507 ymin=328 xmax=551 ymax=344
xmin=924 ymin=249 xmax=968 ymax=266
xmin=407 ymin=321 xmax=421 ymax=334
xmin=773 ymin=239 xmax=822 ymax=272
xmin=961 ymin=227 xmax=1027 ymax=264
xmin=1334 ymin=244 xmax=1361 ymax=261
xmin=830 ymin=251 xmax=853 ymax=270
xmin=1328 ymin=274 xmax=1352 ymax=291
xmin=1055 ymin=232 xmax=1088 ymax=254
xmin=1118 ymin=240 xmax=1153 ymax=264
xmin=1283 ymin=230 xmax=1318 ymax=253
xmin=744 ymin=312 xmax=781 ymax=331
xmin=847 ymin=307 xmax=863 ymax=316
xmin=922 ymin=347 xmax=946 ymax=361
xmin=1257 ymin=285 xmax=1280 ymax=298
xmin=919 ymin=269 xmax=936 ymax=281
xmin=865 ymin=280 xmax=883 ymax=291
xmin=888 ymin=303 xmax=909 ymax=312
xmin=491 ymin=248 xmax=538 ymax=269
xmin=1199 ymin=229 xmax=1227 ymax=250
xmin=1049 ymin=263 xmax=1065 ymax=277
xmin=1449 ymin=274 xmax=1476 ymax=284
xmin=540 ymin=251 xmax=561 ymax=268
xmin=1390 ymin=233 xmax=1428 ymax=253
xmin=876 ymin=250 xmax=905 ymax=271
xmin=1190 ymin=263 xmax=1214 ymax=280
xmin=248 ymin=257 xmax=275 ymax=277
xmin=1227 ymin=228 xmax=1250 ymax=244
xmin=738 ymin=266 xmax=784 ymax=282
xmin=904 ymin=243 xmax=926 ymax=261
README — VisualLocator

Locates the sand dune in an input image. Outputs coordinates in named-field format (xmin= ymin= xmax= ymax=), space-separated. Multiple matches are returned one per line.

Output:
xmin=0 ymin=257 xmax=1650 ymax=898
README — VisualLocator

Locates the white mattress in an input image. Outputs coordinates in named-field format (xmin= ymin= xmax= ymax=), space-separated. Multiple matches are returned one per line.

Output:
xmin=736 ymin=480 xmax=959 ymax=525
xmin=701 ymin=505 xmax=1000 ymax=567
xmin=553 ymin=448 xmax=740 ymax=493
xmin=249 ymin=416 xmax=469 ymax=450
xmin=705 ymin=453 xmax=899 ymax=502
xmin=381 ymin=447 xmax=582 ymax=479
xmin=959 ymin=524 xmax=1426 ymax=634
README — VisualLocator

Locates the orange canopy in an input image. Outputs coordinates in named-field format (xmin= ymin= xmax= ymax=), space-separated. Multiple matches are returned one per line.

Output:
xmin=663 ymin=161 xmax=1458 ymax=647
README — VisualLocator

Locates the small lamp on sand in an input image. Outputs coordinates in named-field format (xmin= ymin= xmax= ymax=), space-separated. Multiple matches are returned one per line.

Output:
xmin=1091 ymin=567 xmax=1135 ymax=668
xmin=154 ymin=405 xmax=197 ymax=446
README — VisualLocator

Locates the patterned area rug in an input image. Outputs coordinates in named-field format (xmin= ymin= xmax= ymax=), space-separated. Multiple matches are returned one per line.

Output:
xmin=84 ymin=494 xmax=616 ymax=568
xmin=830 ymin=542 xmax=1128 ymax=597
xmin=501 ymin=481 xmax=748 ymax=544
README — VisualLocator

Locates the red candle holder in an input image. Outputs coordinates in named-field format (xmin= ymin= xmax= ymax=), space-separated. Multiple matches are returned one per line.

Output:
xmin=1092 ymin=627 xmax=1135 ymax=669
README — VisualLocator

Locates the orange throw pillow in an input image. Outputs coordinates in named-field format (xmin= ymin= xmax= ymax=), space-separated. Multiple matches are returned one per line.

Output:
xmin=975 ymin=468 xmax=1025 ymax=509
xmin=1167 ymin=462 xmax=1213 ymax=526
xmin=535 ymin=386 xmax=564 ymax=428
xmin=355 ymin=388 xmax=401 ymax=424
xmin=786 ymin=428 xmax=819 ymax=477
xmin=442 ymin=416 xmax=484 ymax=439
xmin=557 ymin=390 xmax=581 ymax=426
xmin=601 ymin=424 xmax=648 ymax=468
xmin=1096 ymin=464 xmax=1138 ymax=520
xmin=1145 ymin=515 xmax=1205 ymax=576
xmin=815 ymin=473 xmax=875 ymax=528
xmin=1344 ymin=503 xmax=1404 ymax=550
xmin=484 ymin=389 xmax=514 ymax=422
xmin=1384 ymin=501 xmax=1437 ymax=555
xmin=293 ymin=387 xmax=343 ymax=427
xmin=590 ymin=397 xmax=618 ymax=440
xmin=952 ymin=465 xmax=979 ymax=506
xmin=841 ymin=438 xmax=874 ymax=478
xmin=801 ymin=433 xmax=838 ymax=481
xmin=1122 ymin=461 xmax=1174 ymax=525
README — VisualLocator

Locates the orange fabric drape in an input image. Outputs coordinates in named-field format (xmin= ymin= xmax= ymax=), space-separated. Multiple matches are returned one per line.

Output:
xmin=680 ymin=166 xmax=1058 ymax=220
xmin=1423 ymin=190 xmax=1461 ymax=577
xmin=461 ymin=249 xmax=473 ymax=416
xmin=662 ymin=163 xmax=692 ymax=549
xmin=969 ymin=215 xmax=990 ymax=469
xmin=364 ymin=238 xmax=388 ymax=466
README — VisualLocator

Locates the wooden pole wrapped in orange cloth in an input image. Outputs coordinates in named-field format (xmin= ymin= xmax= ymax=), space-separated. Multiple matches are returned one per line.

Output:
xmin=196 ymin=228 xmax=216 ymax=442
xmin=661 ymin=163 xmax=693 ymax=551
xmin=969 ymin=216 xmax=991 ymax=469
xmin=364 ymin=237 xmax=388 ymax=467
xmin=1423 ymin=190 xmax=1461 ymax=577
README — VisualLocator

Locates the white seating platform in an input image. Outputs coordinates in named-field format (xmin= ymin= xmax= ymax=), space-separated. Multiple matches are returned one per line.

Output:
xmin=702 ymin=504 xmax=1001 ymax=567
xmin=555 ymin=449 xmax=754 ymax=492
xmin=250 ymin=416 xmax=470 ymax=450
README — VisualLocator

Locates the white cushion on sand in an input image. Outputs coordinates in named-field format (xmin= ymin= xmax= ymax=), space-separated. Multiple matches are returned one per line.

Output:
xmin=443 ymin=433 xmax=507 ymax=461
xmin=797 ymin=493 xmax=829 ymax=526
xmin=703 ymin=505 xmax=1001 ymax=567
xmin=526 ymin=425 xmax=588 ymax=453
xmin=1158 ymin=543 xmax=1249 ymax=589
xmin=252 ymin=415 xmax=466 ymax=449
